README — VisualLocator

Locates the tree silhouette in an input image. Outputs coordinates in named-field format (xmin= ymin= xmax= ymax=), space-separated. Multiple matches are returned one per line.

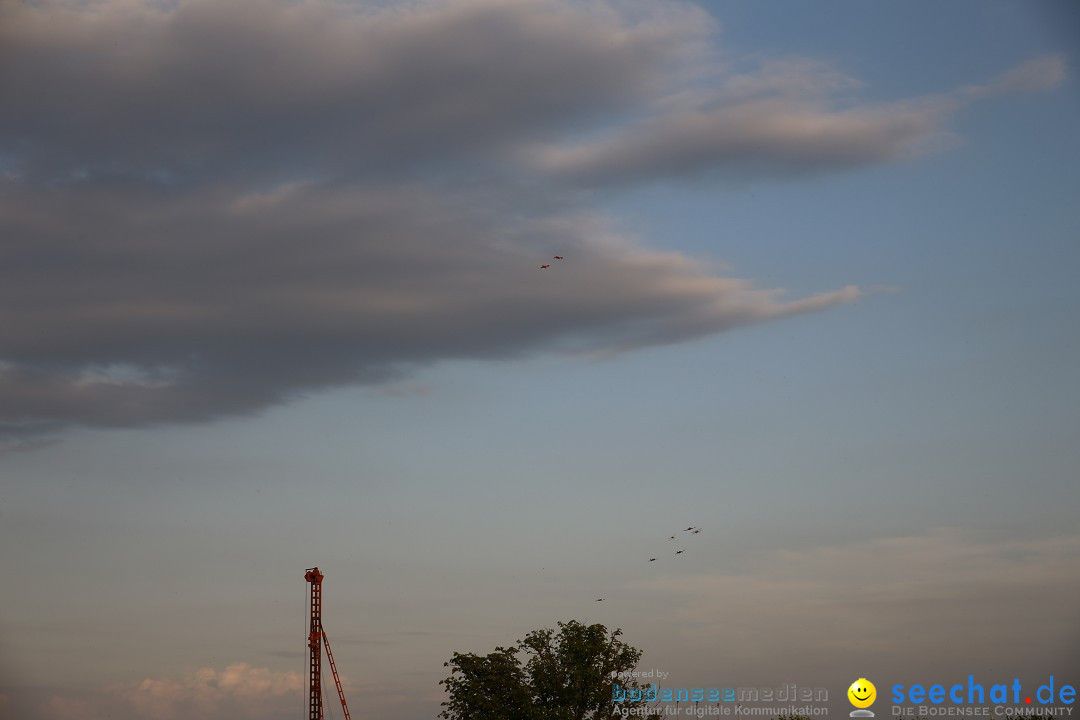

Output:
xmin=440 ymin=620 xmax=650 ymax=720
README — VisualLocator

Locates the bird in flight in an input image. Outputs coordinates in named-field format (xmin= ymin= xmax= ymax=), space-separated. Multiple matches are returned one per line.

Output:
xmin=649 ymin=558 xmax=656 ymax=562
xmin=684 ymin=527 xmax=695 ymax=531
xmin=540 ymin=264 xmax=550 ymax=269
xmin=691 ymin=529 xmax=701 ymax=534
xmin=596 ymin=598 xmax=605 ymax=602
xmin=669 ymin=535 xmax=676 ymax=539
xmin=675 ymin=550 xmax=685 ymax=555
xmin=553 ymin=255 xmax=564 ymax=260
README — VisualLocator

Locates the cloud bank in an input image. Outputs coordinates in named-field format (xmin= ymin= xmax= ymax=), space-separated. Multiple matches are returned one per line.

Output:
xmin=0 ymin=0 xmax=1063 ymax=439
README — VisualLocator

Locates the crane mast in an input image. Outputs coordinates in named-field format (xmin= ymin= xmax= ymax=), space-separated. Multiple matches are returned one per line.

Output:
xmin=305 ymin=568 xmax=324 ymax=720
xmin=305 ymin=567 xmax=351 ymax=720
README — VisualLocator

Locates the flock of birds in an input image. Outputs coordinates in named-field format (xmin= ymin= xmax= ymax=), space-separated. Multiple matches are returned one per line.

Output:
xmin=539 ymin=257 xmax=704 ymax=602
xmin=594 ymin=526 xmax=701 ymax=602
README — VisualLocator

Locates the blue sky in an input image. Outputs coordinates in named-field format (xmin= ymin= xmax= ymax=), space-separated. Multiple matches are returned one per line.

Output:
xmin=1 ymin=2 xmax=1078 ymax=719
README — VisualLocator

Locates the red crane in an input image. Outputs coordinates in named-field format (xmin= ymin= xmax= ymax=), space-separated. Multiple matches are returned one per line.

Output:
xmin=305 ymin=567 xmax=352 ymax=720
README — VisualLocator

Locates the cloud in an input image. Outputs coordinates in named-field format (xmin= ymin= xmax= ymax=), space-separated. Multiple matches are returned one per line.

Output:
xmin=0 ymin=436 xmax=59 ymax=456
xmin=0 ymin=0 xmax=1060 ymax=439
xmin=119 ymin=663 xmax=302 ymax=720
xmin=33 ymin=663 xmax=304 ymax=720
xmin=531 ymin=55 xmax=1066 ymax=185
xmin=0 ymin=180 xmax=860 ymax=437
xmin=0 ymin=0 xmax=710 ymax=183
xmin=962 ymin=54 xmax=1068 ymax=100
xmin=27 ymin=661 xmax=435 ymax=720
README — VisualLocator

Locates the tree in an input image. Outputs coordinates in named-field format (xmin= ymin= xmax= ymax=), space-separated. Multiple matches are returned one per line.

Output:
xmin=439 ymin=620 xmax=650 ymax=720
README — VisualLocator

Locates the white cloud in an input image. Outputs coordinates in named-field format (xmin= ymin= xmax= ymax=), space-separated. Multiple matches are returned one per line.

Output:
xmin=117 ymin=662 xmax=303 ymax=720
xmin=33 ymin=663 xmax=305 ymax=720
xmin=27 ymin=662 xmax=437 ymax=720
xmin=963 ymin=54 xmax=1068 ymax=100
xmin=531 ymin=55 xmax=1067 ymax=184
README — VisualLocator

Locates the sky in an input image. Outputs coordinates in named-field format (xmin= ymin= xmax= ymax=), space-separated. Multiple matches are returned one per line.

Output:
xmin=1 ymin=1 xmax=1078 ymax=719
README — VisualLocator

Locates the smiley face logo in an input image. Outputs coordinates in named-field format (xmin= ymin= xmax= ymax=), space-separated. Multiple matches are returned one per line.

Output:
xmin=848 ymin=678 xmax=877 ymax=709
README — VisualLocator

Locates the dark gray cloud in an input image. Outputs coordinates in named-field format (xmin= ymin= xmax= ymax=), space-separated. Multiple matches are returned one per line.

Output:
xmin=0 ymin=0 xmax=707 ymax=183
xmin=0 ymin=174 xmax=857 ymax=435
xmin=3 ymin=0 xmax=1055 ymax=439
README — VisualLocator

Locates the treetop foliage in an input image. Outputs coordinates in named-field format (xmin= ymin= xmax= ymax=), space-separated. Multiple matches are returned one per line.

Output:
xmin=439 ymin=620 xmax=650 ymax=720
